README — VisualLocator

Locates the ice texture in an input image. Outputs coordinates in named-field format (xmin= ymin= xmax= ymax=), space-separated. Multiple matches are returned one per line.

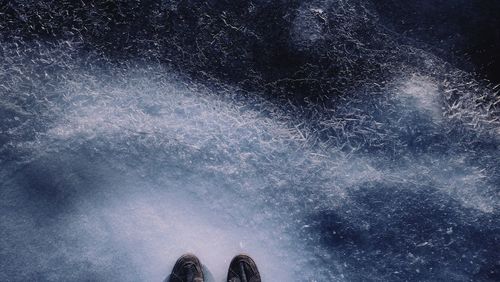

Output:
xmin=1 ymin=1 xmax=499 ymax=281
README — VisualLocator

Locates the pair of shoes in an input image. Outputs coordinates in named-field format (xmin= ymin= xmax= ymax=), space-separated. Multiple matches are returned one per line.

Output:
xmin=168 ymin=253 xmax=261 ymax=282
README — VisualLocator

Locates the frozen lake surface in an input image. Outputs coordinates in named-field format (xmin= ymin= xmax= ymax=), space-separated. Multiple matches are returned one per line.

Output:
xmin=1 ymin=1 xmax=499 ymax=281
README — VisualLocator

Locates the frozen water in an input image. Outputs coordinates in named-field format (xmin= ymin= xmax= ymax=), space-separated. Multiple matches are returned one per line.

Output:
xmin=1 ymin=1 xmax=499 ymax=281
xmin=1 ymin=40 xmax=498 ymax=281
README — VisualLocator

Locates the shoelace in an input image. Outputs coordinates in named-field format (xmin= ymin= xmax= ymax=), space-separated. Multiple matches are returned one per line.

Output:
xmin=182 ymin=262 xmax=197 ymax=282
xmin=239 ymin=261 xmax=248 ymax=282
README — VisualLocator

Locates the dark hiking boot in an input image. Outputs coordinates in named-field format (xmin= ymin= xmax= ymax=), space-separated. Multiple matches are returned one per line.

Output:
xmin=227 ymin=254 xmax=261 ymax=282
xmin=168 ymin=253 xmax=204 ymax=282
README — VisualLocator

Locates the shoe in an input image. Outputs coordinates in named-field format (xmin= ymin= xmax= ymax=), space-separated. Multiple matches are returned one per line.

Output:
xmin=227 ymin=254 xmax=261 ymax=282
xmin=168 ymin=253 xmax=204 ymax=282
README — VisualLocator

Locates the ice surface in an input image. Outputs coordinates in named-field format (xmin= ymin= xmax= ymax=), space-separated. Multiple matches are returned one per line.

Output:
xmin=1 ymin=1 xmax=499 ymax=281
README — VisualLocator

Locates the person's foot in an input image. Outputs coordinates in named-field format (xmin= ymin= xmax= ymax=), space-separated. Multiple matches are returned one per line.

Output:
xmin=168 ymin=253 xmax=204 ymax=282
xmin=227 ymin=254 xmax=261 ymax=282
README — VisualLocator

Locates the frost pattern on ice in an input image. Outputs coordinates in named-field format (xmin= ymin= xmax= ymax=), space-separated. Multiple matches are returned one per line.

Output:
xmin=1 ymin=1 xmax=499 ymax=281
